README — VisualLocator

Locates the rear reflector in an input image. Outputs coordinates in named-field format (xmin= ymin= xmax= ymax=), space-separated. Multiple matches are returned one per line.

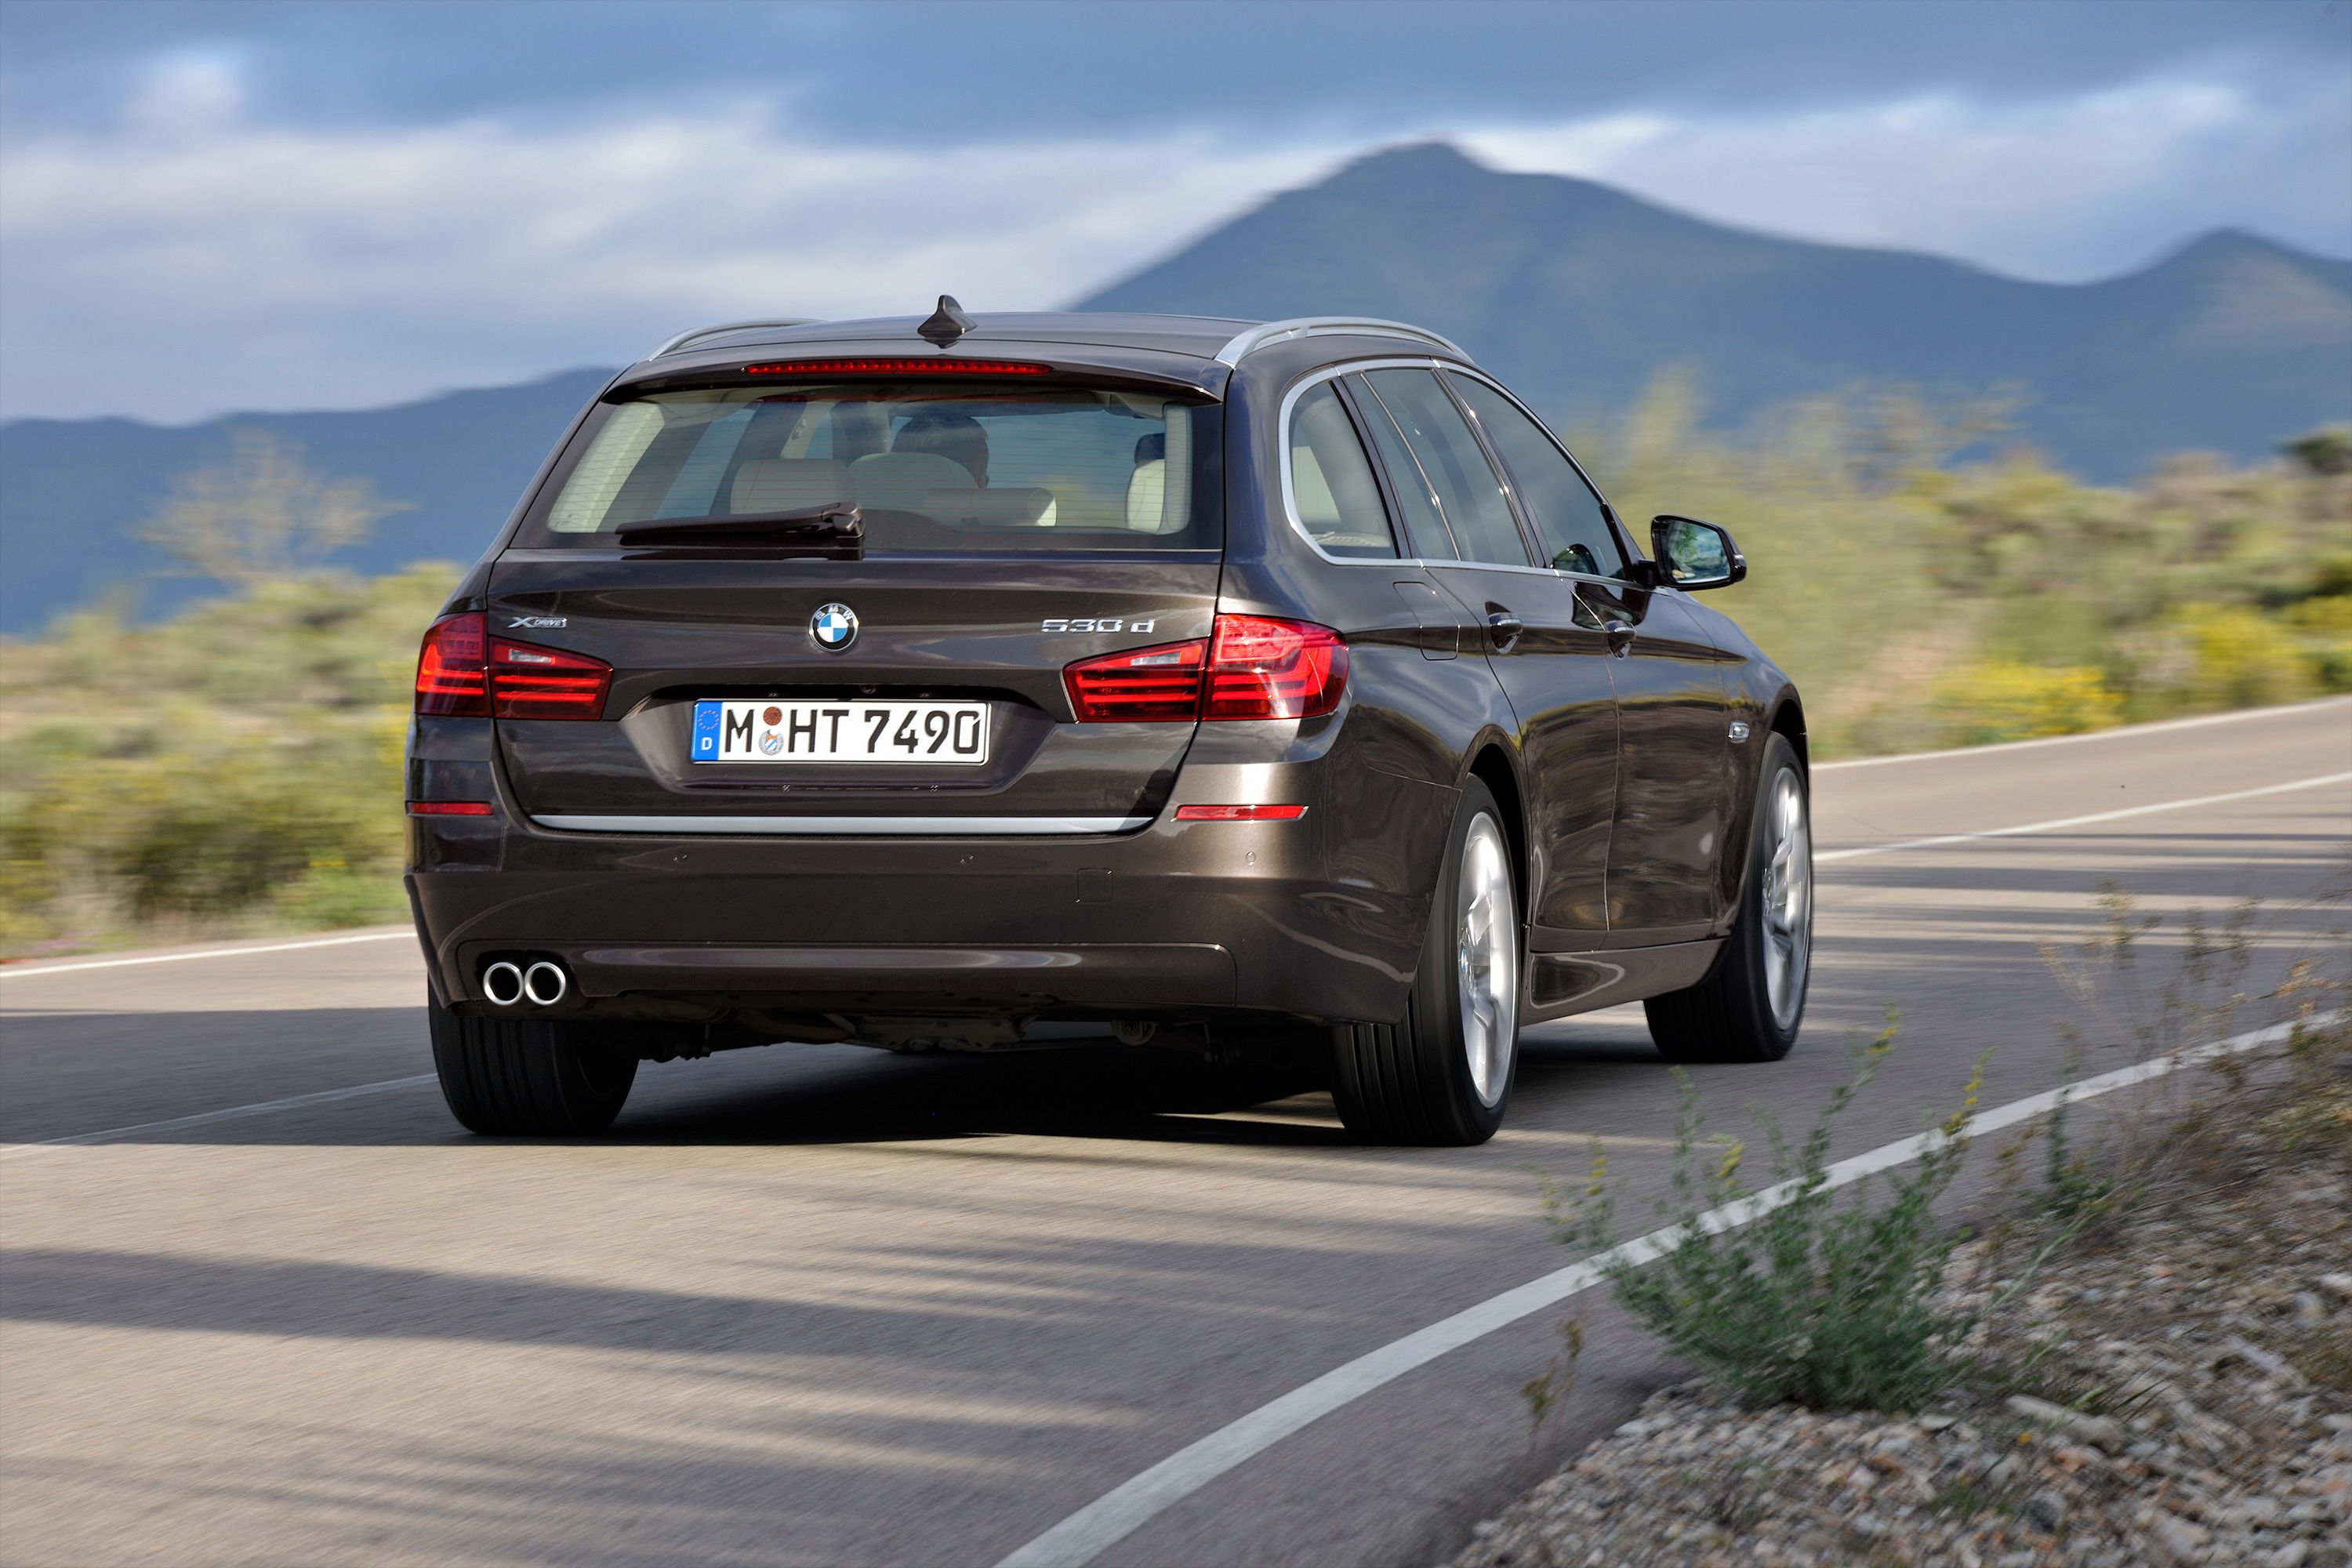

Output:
xmin=1064 ymin=615 xmax=1348 ymax=724
xmin=414 ymin=612 xmax=613 ymax=720
xmin=1174 ymin=804 xmax=1308 ymax=821
xmin=742 ymin=358 xmax=1051 ymax=376
xmin=407 ymin=800 xmax=495 ymax=817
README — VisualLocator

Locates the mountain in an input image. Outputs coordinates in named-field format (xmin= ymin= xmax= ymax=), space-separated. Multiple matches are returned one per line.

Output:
xmin=0 ymin=369 xmax=613 ymax=633
xmin=1080 ymin=143 xmax=2352 ymax=479
xmin=4 ymin=143 xmax=2346 ymax=633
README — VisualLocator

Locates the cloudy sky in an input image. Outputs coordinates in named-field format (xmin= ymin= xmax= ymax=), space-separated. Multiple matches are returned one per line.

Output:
xmin=2 ymin=0 xmax=2346 ymax=423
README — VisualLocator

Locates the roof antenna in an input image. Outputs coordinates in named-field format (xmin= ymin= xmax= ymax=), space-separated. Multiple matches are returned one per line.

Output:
xmin=917 ymin=294 xmax=975 ymax=347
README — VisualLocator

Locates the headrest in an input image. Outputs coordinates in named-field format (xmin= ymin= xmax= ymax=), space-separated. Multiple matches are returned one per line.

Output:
xmin=1126 ymin=459 xmax=1167 ymax=532
xmin=1291 ymin=446 xmax=1341 ymax=527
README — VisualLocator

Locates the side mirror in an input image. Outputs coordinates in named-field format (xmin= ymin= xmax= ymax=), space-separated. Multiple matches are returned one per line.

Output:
xmin=1648 ymin=516 xmax=1747 ymax=590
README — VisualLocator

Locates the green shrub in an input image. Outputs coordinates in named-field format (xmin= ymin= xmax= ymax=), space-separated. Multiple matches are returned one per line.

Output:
xmin=1548 ymin=1018 xmax=1990 ymax=1410
xmin=0 ymin=566 xmax=451 ymax=955
xmin=2285 ymin=594 xmax=2352 ymax=692
xmin=1568 ymin=390 xmax=2352 ymax=757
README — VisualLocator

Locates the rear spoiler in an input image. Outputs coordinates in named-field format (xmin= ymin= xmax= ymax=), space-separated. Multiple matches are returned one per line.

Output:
xmin=615 ymin=342 xmax=1231 ymax=401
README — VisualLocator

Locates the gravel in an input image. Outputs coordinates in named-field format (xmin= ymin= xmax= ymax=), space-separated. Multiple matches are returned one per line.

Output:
xmin=1444 ymin=1123 xmax=2351 ymax=1568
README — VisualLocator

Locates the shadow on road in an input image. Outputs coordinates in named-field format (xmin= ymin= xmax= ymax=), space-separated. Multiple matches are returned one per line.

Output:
xmin=5 ymin=1009 xmax=1679 ymax=1153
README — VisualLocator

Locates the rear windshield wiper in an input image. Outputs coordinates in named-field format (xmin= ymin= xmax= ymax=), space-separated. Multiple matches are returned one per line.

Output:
xmin=614 ymin=503 xmax=862 ymax=546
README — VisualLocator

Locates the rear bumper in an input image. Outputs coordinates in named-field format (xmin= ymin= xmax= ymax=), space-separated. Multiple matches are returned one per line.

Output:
xmin=451 ymin=936 xmax=1237 ymax=1011
xmin=407 ymin=793 xmax=1449 ymax=1025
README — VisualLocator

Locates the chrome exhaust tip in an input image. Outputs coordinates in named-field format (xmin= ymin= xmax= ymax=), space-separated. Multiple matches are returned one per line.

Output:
xmin=522 ymin=960 xmax=569 ymax=1007
xmin=481 ymin=960 xmax=525 ymax=1007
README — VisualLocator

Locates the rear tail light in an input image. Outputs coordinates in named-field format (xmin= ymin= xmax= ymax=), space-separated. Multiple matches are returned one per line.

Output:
xmin=1064 ymin=639 xmax=1208 ymax=722
xmin=413 ymin=612 xmax=613 ymax=720
xmin=1063 ymin=615 xmax=1348 ymax=724
xmin=407 ymin=800 xmax=495 ymax=817
xmin=488 ymin=636 xmax=612 ymax=718
xmin=414 ymin=612 xmax=488 ymax=715
xmin=1203 ymin=615 xmax=1348 ymax=720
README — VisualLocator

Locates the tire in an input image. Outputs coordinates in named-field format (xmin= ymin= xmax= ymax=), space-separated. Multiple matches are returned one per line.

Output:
xmin=429 ymin=993 xmax=640 ymax=1135
xmin=1332 ymin=779 xmax=1521 ymax=1145
xmin=1645 ymin=733 xmax=1812 ymax=1064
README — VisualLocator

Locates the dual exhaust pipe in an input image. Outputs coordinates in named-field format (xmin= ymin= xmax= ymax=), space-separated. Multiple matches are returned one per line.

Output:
xmin=481 ymin=959 xmax=570 ymax=1009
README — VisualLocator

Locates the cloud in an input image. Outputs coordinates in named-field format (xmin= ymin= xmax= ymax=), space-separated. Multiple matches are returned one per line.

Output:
xmin=1461 ymin=70 xmax=2352 ymax=281
xmin=3 ymin=54 xmax=2346 ymax=423
xmin=0 ymin=64 xmax=1341 ymax=420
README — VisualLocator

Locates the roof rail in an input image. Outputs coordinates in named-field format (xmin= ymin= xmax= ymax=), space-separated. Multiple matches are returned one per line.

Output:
xmin=1212 ymin=317 xmax=1467 ymax=367
xmin=646 ymin=318 xmax=819 ymax=359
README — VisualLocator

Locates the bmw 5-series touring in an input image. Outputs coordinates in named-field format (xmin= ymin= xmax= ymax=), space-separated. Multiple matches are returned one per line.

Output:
xmin=405 ymin=299 xmax=1812 ymax=1145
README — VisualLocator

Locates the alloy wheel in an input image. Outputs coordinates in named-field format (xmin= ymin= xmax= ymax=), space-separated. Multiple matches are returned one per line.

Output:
xmin=1456 ymin=815 xmax=1519 ymax=1107
xmin=1759 ymin=769 xmax=1812 ymax=1030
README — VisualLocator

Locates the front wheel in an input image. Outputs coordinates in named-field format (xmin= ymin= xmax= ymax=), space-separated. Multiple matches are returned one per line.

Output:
xmin=429 ymin=993 xmax=641 ymax=1135
xmin=1645 ymin=732 xmax=1812 ymax=1063
xmin=1332 ymin=779 xmax=1520 ymax=1145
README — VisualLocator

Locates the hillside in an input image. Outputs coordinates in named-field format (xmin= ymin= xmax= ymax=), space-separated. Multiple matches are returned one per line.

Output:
xmin=0 ymin=369 xmax=612 ymax=633
xmin=1082 ymin=143 xmax=2352 ymax=477
xmin=3 ymin=143 xmax=2346 ymax=633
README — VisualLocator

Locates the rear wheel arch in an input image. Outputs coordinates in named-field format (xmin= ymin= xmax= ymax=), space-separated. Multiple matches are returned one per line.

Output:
xmin=1646 ymin=730 xmax=1809 ymax=1062
xmin=1463 ymin=740 xmax=1530 ymax=916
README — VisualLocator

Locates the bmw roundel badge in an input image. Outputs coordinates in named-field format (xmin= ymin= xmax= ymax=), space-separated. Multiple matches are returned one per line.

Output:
xmin=810 ymin=602 xmax=858 ymax=652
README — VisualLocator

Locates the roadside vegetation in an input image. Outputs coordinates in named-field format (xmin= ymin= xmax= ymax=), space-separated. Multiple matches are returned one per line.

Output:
xmin=1484 ymin=891 xmax=2351 ymax=1568
xmin=0 ymin=433 xmax=445 ymax=957
xmin=1574 ymin=384 xmax=2352 ymax=755
xmin=2 ymin=399 xmax=2347 ymax=956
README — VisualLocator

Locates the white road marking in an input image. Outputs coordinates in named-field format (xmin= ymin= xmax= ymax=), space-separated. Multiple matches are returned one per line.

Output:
xmin=0 ymin=1075 xmax=438 ymax=1157
xmin=991 ymin=1013 xmax=2336 ymax=1568
xmin=1816 ymin=771 xmax=2352 ymax=864
xmin=1 ymin=706 xmax=2341 ymax=981
xmin=1811 ymin=695 xmax=2352 ymax=772
xmin=0 ymin=929 xmax=411 ymax=980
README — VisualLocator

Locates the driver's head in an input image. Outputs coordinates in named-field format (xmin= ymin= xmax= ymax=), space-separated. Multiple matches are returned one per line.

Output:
xmin=893 ymin=410 xmax=989 ymax=486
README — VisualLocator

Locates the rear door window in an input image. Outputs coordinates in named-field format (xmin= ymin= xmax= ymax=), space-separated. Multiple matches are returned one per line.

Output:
xmin=1286 ymin=382 xmax=1396 ymax=558
xmin=522 ymin=381 xmax=1221 ymax=552
xmin=1359 ymin=369 xmax=1531 ymax=567
xmin=1344 ymin=375 xmax=1457 ymax=560
xmin=1446 ymin=373 xmax=1624 ymax=578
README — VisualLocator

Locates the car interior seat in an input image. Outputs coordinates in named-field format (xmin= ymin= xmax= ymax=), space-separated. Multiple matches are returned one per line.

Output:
xmin=847 ymin=451 xmax=975 ymax=515
xmin=729 ymin=458 xmax=854 ymax=514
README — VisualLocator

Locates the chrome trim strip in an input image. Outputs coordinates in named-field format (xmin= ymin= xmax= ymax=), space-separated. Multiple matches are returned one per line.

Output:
xmin=1215 ymin=318 xmax=1468 ymax=368
xmin=532 ymin=813 xmax=1152 ymax=837
xmin=646 ymin=318 xmax=819 ymax=359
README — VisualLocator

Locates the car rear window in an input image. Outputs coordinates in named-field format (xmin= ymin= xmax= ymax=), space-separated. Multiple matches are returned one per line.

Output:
xmin=516 ymin=381 xmax=1222 ymax=551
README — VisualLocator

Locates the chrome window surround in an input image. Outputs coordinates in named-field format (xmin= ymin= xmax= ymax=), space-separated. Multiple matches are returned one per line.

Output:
xmin=532 ymin=813 xmax=1153 ymax=837
xmin=645 ymin=318 xmax=819 ymax=359
xmin=1216 ymin=318 xmax=1467 ymax=367
xmin=1276 ymin=359 xmax=1648 ymax=588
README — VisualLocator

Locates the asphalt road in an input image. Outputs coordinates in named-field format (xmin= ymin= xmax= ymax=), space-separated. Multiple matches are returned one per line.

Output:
xmin=3 ymin=701 xmax=2347 ymax=1568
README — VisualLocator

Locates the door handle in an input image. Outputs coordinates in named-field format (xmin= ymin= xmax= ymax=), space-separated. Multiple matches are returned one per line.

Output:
xmin=1603 ymin=619 xmax=1636 ymax=657
xmin=1485 ymin=610 xmax=1524 ymax=650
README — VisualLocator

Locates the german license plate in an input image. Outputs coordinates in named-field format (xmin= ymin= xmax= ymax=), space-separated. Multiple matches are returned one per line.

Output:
xmin=691 ymin=699 xmax=989 ymax=764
